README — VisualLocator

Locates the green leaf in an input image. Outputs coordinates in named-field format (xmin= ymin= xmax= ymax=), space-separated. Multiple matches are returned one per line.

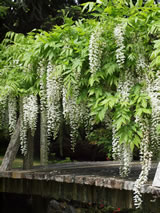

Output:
xmin=130 ymin=142 xmax=135 ymax=152
xmin=145 ymin=0 xmax=154 ymax=7
xmin=141 ymin=98 xmax=147 ymax=108
xmin=119 ymin=132 xmax=128 ymax=143
xmin=136 ymin=0 xmax=143 ymax=7
xmin=89 ymin=76 xmax=94 ymax=86
xmin=156 ymin=124 xmax=160 ymax=134
xmin=116 ymin=117 xmax=126 ymax=129
xmin=142 ymin=108 xmax=151 ymax=114
xmin=88 ymin=88 xmax=96 ymax=96
xmin=136 ymin=108 xmax=143 ymax=116
xmin=98 ymin=107 xmax=107 ymax=121
xmin=96 ymin=0 xmax=103 ymax=3
xmin=104 ymin=6 xmax=112 ymax=14
xmin=82 ymin=2 xmax=95 ymax=12
xmin=136 ymin=130 xmax=142 ymax=138
xmin=129 ymin=0 xmax=134 ymax=8
xmin=132 ymin=135 xmax=140 ymax=148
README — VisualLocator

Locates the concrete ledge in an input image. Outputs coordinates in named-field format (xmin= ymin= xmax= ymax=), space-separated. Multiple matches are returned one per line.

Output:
xmin=0 ymin=161 xmax=159 ymax=196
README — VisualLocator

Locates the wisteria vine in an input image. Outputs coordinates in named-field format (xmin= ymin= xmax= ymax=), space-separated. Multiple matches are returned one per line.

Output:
xmin=20 ymin=95 xmax=38 ymax=155
xmin=89 ymin=27 xmax=103 ymax=74
xmin=0 ymin=12 xmax=160 ymax=210
xmin=46 ymin=62 xmax=63 ymax=140
xmin=8 ymin=95 xmax=17 ymax=135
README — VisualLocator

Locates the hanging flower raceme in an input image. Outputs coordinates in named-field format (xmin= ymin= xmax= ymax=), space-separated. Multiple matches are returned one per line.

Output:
xmin=89 ymin=27 xmax=103 ymax=74
xmin=147 ymin=72 xmax=160 ymax=154
xmin=136 ymin=55 xmax=147 ymax=74
xmin=62 ymin=84 xmax=89 ymax=151
xmin=112 ymin=70 xmax=135 ymax=177
xmin=46 ymin=62 xmax=63 ymax=140
xmin=112 ymin=127 xmax=132 ymax=177
xmin=38 ymin=61 xmax=47 ymax=112
xmin=62 ymin=86 xmax=79 ymax=151
xmin=0 ymin=96 xmax=7 ymax=130
xmin=133 ymin=117 xmax=152 ymax=208
xmin=117 ymin=71 xmax=135 ymax=102
xmin=132 ymin=57 xmax=154 ymax=208
xmin=119 ymin=144 xmax=132 ymax=177
xmin=20 ymin=95 xmax=38 ymax=155
xmin=112 ymin=125 xmax=121 ymax=160
xmin=137 ymin=55 xmax=160 ymax=155
xmin=8 ymin=95 xmax=17 ymax=135
xmin=23 ymin=95 xmax=38 ymax=134
xmin=114 ymin=23 xmax=126 ymax=68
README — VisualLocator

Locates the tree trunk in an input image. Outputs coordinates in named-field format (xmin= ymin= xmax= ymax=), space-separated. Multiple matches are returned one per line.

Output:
xmin=23 ymin=128 xmax=34 ymax=170
xmin=0 ymin=118 xmax=20 ymax=171
xmin=59 ymin=119 xmax=64 ymax=157
xmin=40 ymin=109 xmax=48 ymax=165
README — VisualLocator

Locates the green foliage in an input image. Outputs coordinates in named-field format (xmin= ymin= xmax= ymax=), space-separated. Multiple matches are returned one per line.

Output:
xmin=0 ymin=5 xmax=8 ymax=17
xmin=0 ymin=0 xmax=160 ymax=155
xmin=87 ymin=128 xmax=112 ymax=158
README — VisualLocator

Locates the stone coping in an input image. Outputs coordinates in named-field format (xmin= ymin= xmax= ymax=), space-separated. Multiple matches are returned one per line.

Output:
xmin=0 ymin=161 xmax=160 ymax=196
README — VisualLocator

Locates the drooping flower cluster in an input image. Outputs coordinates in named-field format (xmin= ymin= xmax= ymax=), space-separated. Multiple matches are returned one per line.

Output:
xmin=130 ymin=57 xmax=154 ymax=208
xmin=62 ymin=84 xmax=89 ymax=151
xmin=0 ymin=96 xmax=7 ymax=130
xmin=147 ymin=72 xmax=160 ymax=153
xmin=117 ymin=71 xmax=135 ymax=102
xmin=23 ymin=95 xmax=38 ymax=134
xmin=8 ymin=96 xmax=17 ymax=135
xmin=136 ymin=56 xmax=160 ymax=155
xmin=46 ymin=62 xmax=62 ymax=140
xmin=119 ymin=144 xmax=132 ymax=177
xmin=112 ymin=125 xmax=121 ymax=160
xmin=62 ymin=86 xmax=80 ymax=151
xmin=112 ymin=70 xmax=135 ymax=176
xmin=136 ymin=55 xmax=147 ymax=74
xmin=20 ymin=114 xmax=27 ymax=155
xmin=133 ymin=117 xmax=152 ymax=208
xmin=112 ymin=126 xmax=132 ymax=177
xmin=114 ymin=23 xmax=126 ymax=68
xmin=89 ymin=28 xmax=103 ymax=74
xmin=20 ymin=95 xmax=38 ymax=155
xmin=39 ymin=61 xmax=47 ymax=112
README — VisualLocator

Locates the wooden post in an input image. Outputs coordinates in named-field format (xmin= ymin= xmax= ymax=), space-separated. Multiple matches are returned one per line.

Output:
xmin=40 ymin=109 xmax=48 ymax=165
xmin=0 ymin=118 xmax=20 ymax=171
xmin=23 ymin=128 xmax=34 ymax=170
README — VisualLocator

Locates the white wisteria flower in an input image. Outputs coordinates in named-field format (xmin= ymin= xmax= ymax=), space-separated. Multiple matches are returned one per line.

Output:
xmin=62 ymin=85 xmax=89 ymax=152
xmin=0 ymin=96 xmax=7 ymax=130
xmin=8 ymin=95 xmax=17 ymax=135
xmin=147 ymin=72 xmax=160 ymax=153
xmin=46 ymin=62 xmax=62 ymax=140
xmin=133 ymin=117 xmax=152 ymax=208
xmin=112 ymin=70 xmax=134 ymax=176
xmin=89 ymin=28 xmax=103 ymax=74
xmin=20 ymin=95 xmax=38 ymax=155
xmin=39 ymin=61 xmax=47 ymax=112
xmin=114 ymin=23 xmax=126 ymax=68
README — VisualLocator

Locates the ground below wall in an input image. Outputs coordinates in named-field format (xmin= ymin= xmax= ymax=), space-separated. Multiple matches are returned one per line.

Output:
xmin=0 ymin=193 xmax=159 ymax=213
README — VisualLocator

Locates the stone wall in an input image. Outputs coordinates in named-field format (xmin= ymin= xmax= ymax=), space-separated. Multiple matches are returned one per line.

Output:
xmin=0 ymin=178 xmax=160 ymax=213
xmin=0 ymin=162 xmax=160 ymax=212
